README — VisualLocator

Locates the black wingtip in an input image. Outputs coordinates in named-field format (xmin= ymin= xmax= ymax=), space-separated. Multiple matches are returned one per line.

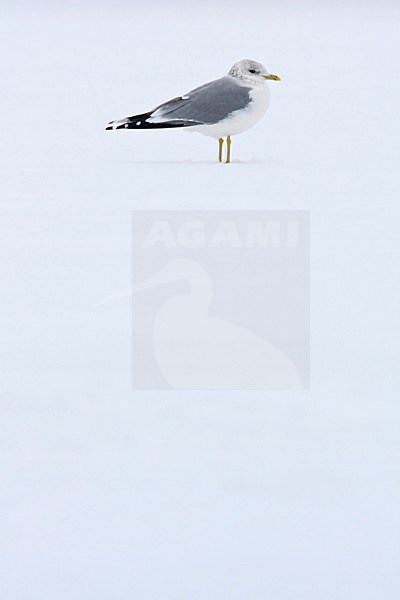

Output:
xmin=105 ymin=125 xmax=112 ymax=130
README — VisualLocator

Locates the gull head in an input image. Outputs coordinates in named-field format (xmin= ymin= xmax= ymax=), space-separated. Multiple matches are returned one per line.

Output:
xmin=228 ymin=59 xmax=281 ymax=86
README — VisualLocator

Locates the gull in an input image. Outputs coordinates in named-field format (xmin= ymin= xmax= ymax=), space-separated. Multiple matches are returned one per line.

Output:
xmin=106 ymin=59 xmax=281 ymax=163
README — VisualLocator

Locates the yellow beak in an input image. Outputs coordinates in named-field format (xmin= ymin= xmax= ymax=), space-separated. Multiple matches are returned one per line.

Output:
xmin=263 ymin=74 xmax=281 ymax=81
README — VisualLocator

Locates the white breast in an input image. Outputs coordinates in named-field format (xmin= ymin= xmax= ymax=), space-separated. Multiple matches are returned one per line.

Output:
xmin=188 ymin=84 xmax=271 ymax=139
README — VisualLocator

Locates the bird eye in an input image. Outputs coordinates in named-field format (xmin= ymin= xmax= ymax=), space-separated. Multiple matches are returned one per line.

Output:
xmin=248 ymin=68 xmax=257 ymax=74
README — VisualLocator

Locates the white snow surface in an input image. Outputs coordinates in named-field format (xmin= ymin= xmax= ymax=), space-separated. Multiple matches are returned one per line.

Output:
xmin=1 ymin=1 xmax=400 ymax=599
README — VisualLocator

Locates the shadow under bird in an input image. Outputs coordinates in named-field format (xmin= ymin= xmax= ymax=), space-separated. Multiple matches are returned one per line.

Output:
xmin=106 ymin=59 xmax=281 ymax=163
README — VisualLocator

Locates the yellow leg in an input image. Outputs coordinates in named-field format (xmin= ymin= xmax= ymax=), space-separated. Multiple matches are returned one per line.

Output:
xmin=226 ymin=135 xmax=232 ymax=164
xmin=218 ymin=137 xmax=224 ymax=162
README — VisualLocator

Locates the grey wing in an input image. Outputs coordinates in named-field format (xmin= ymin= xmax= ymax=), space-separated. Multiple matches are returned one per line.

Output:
xmin=149 ymin=76 xmax=252 ymax=125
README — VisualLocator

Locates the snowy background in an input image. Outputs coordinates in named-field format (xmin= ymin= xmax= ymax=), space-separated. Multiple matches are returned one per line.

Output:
xmin=1 ymin=0 xmax=400 ymax=598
